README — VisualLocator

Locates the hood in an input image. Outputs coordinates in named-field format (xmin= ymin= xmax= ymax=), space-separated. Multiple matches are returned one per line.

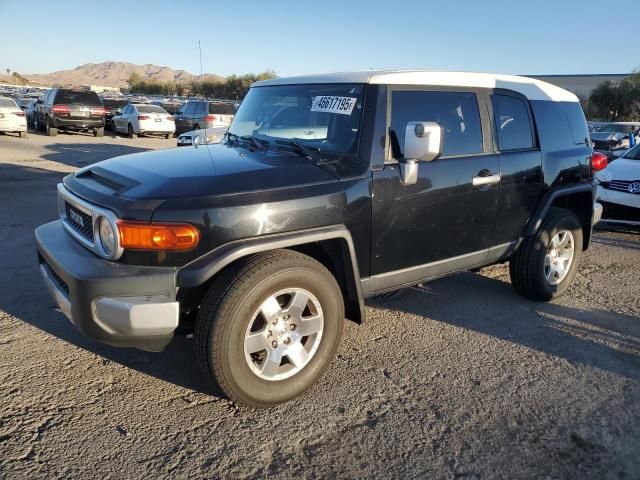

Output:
xmin=599 ymin=158 xmax=640 ymax=182
xmin=68 ymin=143 xmax=341 ymax=201
xmin=591 ymin=131 xmax=626 ymax=142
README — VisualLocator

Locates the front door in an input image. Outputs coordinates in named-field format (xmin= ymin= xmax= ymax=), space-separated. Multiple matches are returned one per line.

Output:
xmin=370 ymin=88 xmax=501 ymax=291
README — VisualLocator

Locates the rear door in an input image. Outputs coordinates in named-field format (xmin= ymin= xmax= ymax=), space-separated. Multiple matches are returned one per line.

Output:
xmin=489 ymin=92 xmax=543 ymax=256
xmin=192 ymin=101 xmax=205 ymax=128
xmin=370 ymin=88 xmax=501 ymax=289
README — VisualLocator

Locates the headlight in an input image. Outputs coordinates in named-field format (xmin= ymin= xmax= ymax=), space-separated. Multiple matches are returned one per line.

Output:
xmin=97 ymin=216 xmax=117 ymax=257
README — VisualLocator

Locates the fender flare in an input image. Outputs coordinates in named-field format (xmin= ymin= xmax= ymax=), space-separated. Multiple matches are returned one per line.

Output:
xmin=177 ymin=224 xmax=365 ymax=322
xmin=524 ymin=182 xmax=596 ymax=237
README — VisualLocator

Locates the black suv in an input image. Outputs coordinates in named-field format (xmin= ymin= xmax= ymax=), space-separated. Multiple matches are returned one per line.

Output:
xmin=34 ymin=88 xmax=106 ymax=137
xmin=36 ymin=71 xmax=603 ymax=408
xmin=101 ymin=98 xmax=129 ymax=131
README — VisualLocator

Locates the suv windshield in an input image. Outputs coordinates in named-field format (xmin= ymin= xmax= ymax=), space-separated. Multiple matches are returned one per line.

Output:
xmin=228 ymin=83 xmax=365 ymax=154
xmin=55 ymin=90 xmax=102 ymax=106
xmin=624 ymin=143 xmax=640 ymax=160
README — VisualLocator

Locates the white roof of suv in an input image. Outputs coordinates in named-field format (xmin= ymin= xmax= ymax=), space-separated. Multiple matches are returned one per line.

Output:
xmin=254 ymin=70 xmax=578 ymax=103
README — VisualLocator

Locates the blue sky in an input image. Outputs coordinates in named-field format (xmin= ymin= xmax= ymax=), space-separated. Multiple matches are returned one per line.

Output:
xmin=1 ymin=0 xmax=636 ymax=77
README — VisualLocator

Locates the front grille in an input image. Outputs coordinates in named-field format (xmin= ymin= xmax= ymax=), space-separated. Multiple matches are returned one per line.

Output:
xmin=601 ymin=180 xmax=640 ymax=194
xmin=593 ymin=140 xmax=613 ymax=151
xmin=43 ymin=261 xmax=70 ymax=295
xmin=601 ymin=201 xmax=640 ymax=222
xmin=64 ymin=201 xmax=93 ymax=240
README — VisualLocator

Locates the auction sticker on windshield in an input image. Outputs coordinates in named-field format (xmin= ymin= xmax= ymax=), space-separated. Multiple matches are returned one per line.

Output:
xmin=311 ymin=96 xmax=357 ymax=115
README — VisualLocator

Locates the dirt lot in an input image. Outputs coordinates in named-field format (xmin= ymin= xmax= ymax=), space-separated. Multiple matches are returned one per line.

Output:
xmin=1 ymin=131 xmax=639 ymax=479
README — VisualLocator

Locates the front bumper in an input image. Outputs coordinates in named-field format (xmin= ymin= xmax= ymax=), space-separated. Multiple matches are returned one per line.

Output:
xmin=36 ymin=220 xmax=179 ymax=351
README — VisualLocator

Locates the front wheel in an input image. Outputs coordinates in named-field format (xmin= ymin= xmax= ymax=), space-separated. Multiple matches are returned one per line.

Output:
xmin=18 ymin=131 xmax=27 ymax=138
xmin=94 ymin=127 xmax=104 ymax=137
xmin=195 ymin=250 xmax=344 ymax=408
xmin=509 ymin=207 xmax=583 ymax=301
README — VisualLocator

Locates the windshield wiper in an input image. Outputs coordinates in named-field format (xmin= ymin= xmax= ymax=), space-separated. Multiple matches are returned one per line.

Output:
xmin=241 ymin=135 xmax=269 ymax=151
xmin=274 ymin=139 xmax=324 ymax=161
xmin=225 ymin=132 xmax=268 ymax=151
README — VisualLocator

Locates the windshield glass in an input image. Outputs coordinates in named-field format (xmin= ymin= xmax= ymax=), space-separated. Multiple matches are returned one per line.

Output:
xmin=0 ymin=98 xmax=17 ymax=108
xmin=624 ymin=143 xmax=640 ymax=160
xmin=600 ymin=124 xmax=634 ymax=134
xmin=228 ymin=83 xmax=365 ymax=154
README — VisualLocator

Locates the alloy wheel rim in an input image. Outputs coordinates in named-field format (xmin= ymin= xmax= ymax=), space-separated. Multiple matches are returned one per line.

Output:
xmin=544 ymin=230 xmax=575 ymax=285
xmin=243 ymin=288 xmax=324 ymax=381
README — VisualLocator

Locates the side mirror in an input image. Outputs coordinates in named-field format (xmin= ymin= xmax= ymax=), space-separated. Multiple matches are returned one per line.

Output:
xmin=404 ymin=121 xmax=443 ymax=162
xmin=399 ymin=121 xmax=443 ymax=185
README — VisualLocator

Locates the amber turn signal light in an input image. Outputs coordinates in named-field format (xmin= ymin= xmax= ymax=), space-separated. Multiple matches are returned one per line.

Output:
xmin=117 ymin=221 xmax=200 ymax=251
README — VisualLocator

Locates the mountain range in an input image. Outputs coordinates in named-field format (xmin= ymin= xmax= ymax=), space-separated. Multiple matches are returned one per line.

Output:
xmin=9 ymin=62 xmax=224 ymax=88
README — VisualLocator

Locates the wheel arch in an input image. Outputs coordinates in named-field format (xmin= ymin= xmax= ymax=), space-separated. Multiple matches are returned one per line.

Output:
xmin=177 ymin=225 xmax=365 ymax=324
xmin=524 ymin=182 xmax=596 ymax=250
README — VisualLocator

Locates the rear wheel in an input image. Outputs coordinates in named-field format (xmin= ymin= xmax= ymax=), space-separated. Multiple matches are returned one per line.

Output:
xmin=509 ymin=207 xmax=583 ymax=301
xmin=193 ymin=124 xmax=200 ymax=131
xmin=18 ymin=131 xmax=27 ymax=138
xmin=127 ymin=124 xmax=136 ymax=139
xmin=46 ymin=119 xmax=57 ymax=137
xmin=94 ymin=127 xmax=104 ymax=137
xmin=195 ymin=250 xmax=344 ymax=408
xmin=165 ymin=133 xmax=172 ymax=139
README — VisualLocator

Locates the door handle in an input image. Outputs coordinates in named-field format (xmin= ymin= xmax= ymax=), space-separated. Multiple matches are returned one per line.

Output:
xmin=472 ymin=173 xmax=501 ymax=186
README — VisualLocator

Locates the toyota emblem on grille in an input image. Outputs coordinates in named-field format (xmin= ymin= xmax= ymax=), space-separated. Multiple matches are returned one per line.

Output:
xmin=70 ymin=209 xmax=85 ymax=227
xmin=628 ymin=182 xmax=640 ymax=194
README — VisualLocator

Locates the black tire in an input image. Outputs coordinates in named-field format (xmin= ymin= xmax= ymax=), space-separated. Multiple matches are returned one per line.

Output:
xmin=509 ymin=207 xmax=583 ymax=301
xmin=112 ymin=122 xmax=118 ymax=135
xmin=127 ymin=124 xmax=136 ymax=139
xmin=18 ymin=131 xmax=27 ymax=138
xmin=193 ymin=124 xmax=200 ymax=131
xmin=94 ymin=127 xmax=104 ymax=137
xmin=195 ymin=249 xmax=344 ymax=408
xmin=46 ymin=119 xmax=57 ymax=137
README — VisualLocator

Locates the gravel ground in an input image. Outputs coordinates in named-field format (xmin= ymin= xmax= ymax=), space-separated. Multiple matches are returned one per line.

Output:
xmin=1 ymin=131 xmax=639 ymax=479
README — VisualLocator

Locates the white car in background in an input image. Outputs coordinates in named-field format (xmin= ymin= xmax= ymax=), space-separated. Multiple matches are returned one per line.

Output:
xmin=176 ymin=127 xmax=228 ymax=147
xmin=596 ymin=143 xmax=640 ymax=226
xmin=0 ymin=96 xmax=27 ymax=138
xmin=113 ymin=103 xmax=175 ymax=139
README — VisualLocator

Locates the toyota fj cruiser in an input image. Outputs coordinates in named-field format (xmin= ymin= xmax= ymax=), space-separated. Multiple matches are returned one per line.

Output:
xmin=36 ymin=71 xmax=604 ymax=407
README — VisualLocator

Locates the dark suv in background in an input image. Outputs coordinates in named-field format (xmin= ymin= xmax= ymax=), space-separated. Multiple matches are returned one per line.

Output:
xmin=34 ymin=88 xmax=106 ymax=137
xmin=174 ymin=100 xmax=236 ymax=134
xmin=101 ymin=98 xmax=129 ymax=131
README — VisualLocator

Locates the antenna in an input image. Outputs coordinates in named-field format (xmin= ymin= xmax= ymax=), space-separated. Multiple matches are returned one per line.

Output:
xmin=198 ymin=40 xmax=206 ymax=146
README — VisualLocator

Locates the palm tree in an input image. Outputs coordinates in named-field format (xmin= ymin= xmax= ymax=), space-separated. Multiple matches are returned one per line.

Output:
xmin=5 ymin=68 xmax=10 ymax=78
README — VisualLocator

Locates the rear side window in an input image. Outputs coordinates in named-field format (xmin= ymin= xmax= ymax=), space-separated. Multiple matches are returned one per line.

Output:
xmin=54 ymin=90 xmax=102 ymax=106
xmin=209 ymin=103 xmax=236 ymax=114
xmin=184 ymin=102 xmax=197 ymax=114
xmin=390 ymin=90 xmax=483 ymax=158
xmin=193 ymin=102 xmax=205 ymax=115
xmin=491 ymin=95 xmax=534 ymax=150
xmin=561 ymin=102 xmax=590 ymax=145
xmin=136 ymin=105 xmax=167 ymax=114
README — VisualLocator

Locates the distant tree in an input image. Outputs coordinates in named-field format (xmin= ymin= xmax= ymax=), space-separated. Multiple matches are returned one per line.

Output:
xmin=588 ymin=69 xmax=640 ymax=121
xmin=5 ymin=68 xmax=9 ymax=77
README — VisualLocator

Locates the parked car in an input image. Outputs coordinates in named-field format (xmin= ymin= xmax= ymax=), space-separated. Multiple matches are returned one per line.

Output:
xmin=25 ymin=99 xmax=39 ymax=129
xmin=151 ymin=100 xmax=183 ymax=115
xmin=34 ymin=88 xmax=106 ymax=137
xmin=591 ymin=122 xmax=639 ymax=160
xmin=0 ymin=96 xmax=27 ymax=138
xmin=112 ymin=103 xmax=175 ymax=138
xmin=176 ymin=127 xmax=227 ymax=146
xmin=35 ymin=71 xmax=602 ymax=408
xmin=174 ymin=100 xmax=236 ymax=134
xmin=596 ymin=143 xmax=640 ymax=225
xmin=101 ymin=98 xmax=129 ymax=131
